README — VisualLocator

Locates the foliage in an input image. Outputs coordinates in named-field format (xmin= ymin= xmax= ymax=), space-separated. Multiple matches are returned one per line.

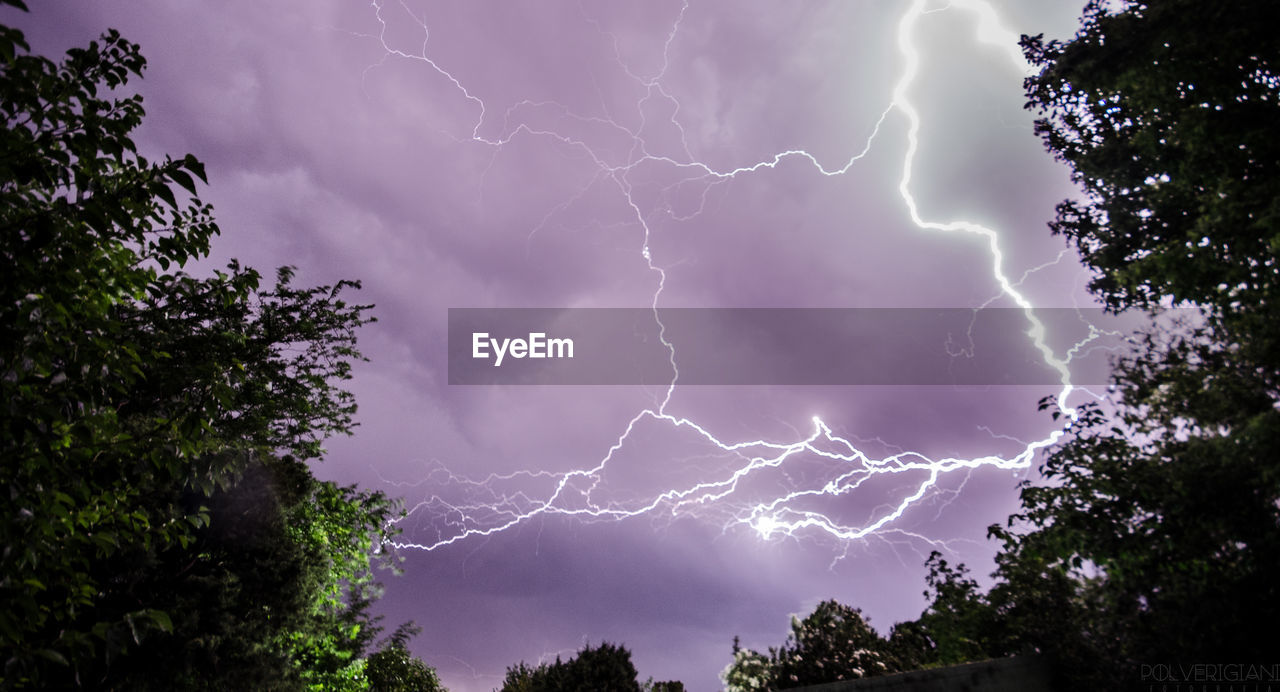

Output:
xmin=0 ymin=8 xmax=442 ymax=690
xmin=718 ymin=560 xmax=1016 ymax=687
xmin=1022 ymin=0 xmax=1280 ymax=348
xmin=988 ymin=365 xmax=1280 ymax=685
xmin=983 ymin=523 xmax=1107 ymax=687
xmin=723 ymin=3 xmax=1280 ymax=687
xmin=990 ymin=0 xmax=1280 ymax=685
xmin=721 ymin=638 xmax=775 ymax=692
xmin=70 ymin=455 xmax=404 ymax=691
xmin=771 ymin=600 xmax=891 ymax=686
xmin=881 ymin=620 xmax=934 ymax=673
xmin=499 ymin=642 xmax=644 ymax=692
xmin=722 ymin=601 xmax=903 ymax=691
xmin=913 ymin=552 xmax=1002 ymax=666
xmin=366 ymin=624 xmax=446 ymax=692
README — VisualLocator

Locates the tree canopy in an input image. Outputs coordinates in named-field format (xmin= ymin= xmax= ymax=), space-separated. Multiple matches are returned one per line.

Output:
xmin=1003 ymin=0 xmax=1280 ymax=684
xmin=499 ymin=642 xmax=645 ymax=692
xmin=724 ymin=1 xmax=1280 ymax=688
xmin=721 ymin=600 xmax=906 ymax=691
xmin=1022 ymin=0 xmax=1280 ymax=374
xmin=0 ymin=5 xmax=442 ymax=689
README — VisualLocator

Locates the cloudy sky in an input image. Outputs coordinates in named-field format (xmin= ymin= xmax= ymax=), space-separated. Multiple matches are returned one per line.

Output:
xmin=19 ymin=1 xmax=1106 ymax=689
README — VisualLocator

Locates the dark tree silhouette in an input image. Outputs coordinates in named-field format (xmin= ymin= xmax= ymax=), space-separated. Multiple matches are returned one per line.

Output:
xmin=722 ymin=600 xmax=905 ymax=691
xmin=722 ymin=2 xmax=1280 ymax=689
xmin=0 ymin=4 xmax=442 ymax=689
xmin=986 ymin=0 xmax=1280 ymax=686
xmin=500 ymin=642 xmax=645 ymax=692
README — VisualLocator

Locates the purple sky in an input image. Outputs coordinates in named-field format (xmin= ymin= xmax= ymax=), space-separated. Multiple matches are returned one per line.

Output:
xmin=18 ymin=1 xmax=1104 ymax=689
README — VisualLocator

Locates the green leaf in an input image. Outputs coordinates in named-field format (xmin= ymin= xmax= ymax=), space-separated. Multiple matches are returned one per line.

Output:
xmin=154 ymin=181 xmax=176 ymax=209
xmin=34 ymin=648 xmax=69 ymax=667
xmin=168 ymin=168 xmax=197 ymax=195
xmin=146 ymin=609 xmax=173 ymax=633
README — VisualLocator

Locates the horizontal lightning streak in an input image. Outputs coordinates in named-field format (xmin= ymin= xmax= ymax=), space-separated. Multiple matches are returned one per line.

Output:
xmin=364 ymin=0 xmax=1089 ymax=553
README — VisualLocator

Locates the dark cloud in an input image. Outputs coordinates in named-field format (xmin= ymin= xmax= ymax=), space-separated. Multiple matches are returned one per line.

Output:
xmin=16 ymin=1 xmax=1092 ymax=689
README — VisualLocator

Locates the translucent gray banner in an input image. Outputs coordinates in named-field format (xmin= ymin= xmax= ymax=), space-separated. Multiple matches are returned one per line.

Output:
xmin=447 ymin=308 xmax=1138 ymax=385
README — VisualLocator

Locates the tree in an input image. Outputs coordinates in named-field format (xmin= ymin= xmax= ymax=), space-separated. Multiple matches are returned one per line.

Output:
xmin=990 ymin=0 xmax=1280 ymax=685
xmin=912 ymin=552 xmax=1002 ymax=667
xmin=1023 ymin=0 xmax=1280 ymax=363
xmin=366 ymin=624 xmax=447 ymax=692
xmin=722 ymin=3 xmax=1280 ymax=688
xmin=0 ymin=6 xmax=441 ymax=689
xmin=87 ymin=453 xmax=403 ymax=691
xmin=499 ymin=642 xmax=645 ymax=692
xmin=882 ymin=620 xmax=934 ymax=674
xmin=771 ymin=600 xmax=891 ymax=686
xmin=721 ymin=637 xmax=775 ymax=692
xmin=720 ymin=3 xmax=1280 ymax=688
xmin=723 ymin=557 xmax=1011 ymax=683
xmin=721 ymin=600 xmax=903 ymax=691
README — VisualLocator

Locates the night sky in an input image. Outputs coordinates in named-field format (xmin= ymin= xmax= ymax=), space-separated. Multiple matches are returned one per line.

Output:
xmin=18 ymin=1 xmax=1108 ymax=689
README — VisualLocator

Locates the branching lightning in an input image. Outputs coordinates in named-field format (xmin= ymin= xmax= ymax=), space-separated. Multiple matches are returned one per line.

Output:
xmin=360 ymin=0 xmax=1100 ymax=556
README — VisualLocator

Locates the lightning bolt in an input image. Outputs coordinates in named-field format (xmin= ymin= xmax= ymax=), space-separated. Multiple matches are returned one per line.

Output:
xmin=358 ymin=0 xmax=1096 ymax=556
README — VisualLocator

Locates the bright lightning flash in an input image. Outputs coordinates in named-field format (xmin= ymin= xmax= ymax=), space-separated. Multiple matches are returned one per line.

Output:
xmin=361 ymin=0 xmax=1097 ymax=556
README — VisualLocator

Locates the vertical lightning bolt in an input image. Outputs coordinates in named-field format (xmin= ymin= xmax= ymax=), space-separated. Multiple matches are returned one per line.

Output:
xmin=359 ymin=0 xmax=1092 ymax=553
